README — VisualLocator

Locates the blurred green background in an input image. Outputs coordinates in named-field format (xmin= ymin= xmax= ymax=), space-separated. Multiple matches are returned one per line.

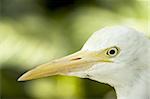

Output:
xmin=0 ymin=0 xmax=149 ymax=99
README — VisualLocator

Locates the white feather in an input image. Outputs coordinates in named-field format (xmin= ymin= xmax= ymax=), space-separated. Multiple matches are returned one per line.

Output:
xmin=80 ymin=26 xmax=150 ymax=99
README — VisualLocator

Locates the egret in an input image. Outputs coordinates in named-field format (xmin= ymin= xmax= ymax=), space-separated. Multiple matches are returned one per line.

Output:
xmin=18 ymin=26 xmax=150 ymax=99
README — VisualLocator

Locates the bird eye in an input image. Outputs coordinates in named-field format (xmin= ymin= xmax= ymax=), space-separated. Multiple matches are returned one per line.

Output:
xmin=106 ymin=47 xmax=119 ymax=57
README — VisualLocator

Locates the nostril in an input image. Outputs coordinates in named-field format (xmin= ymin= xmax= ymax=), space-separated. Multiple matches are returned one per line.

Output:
xmin=71 ymin=57 xmax=82 ymax=61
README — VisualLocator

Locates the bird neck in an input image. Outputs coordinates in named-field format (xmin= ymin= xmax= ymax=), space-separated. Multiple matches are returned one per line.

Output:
xmin=115 ymin=70 xmax=150 ymax=99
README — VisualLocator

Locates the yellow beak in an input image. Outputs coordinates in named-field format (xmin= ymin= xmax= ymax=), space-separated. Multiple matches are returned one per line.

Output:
xmin=18 ymin=50 xmax=111 ymax=81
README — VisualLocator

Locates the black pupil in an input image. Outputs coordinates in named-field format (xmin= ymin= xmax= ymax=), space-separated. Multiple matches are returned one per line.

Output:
xmin=109 ymin=50 xmax=116 ymax=55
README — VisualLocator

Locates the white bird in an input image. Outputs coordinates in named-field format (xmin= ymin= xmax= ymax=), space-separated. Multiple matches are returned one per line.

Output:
xmin=18 ymin=26 xmax=150 ymax=99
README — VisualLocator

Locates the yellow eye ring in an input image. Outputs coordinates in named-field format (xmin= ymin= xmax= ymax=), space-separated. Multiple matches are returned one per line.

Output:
xmin=106 ymin=46 xmax=119 ymax=57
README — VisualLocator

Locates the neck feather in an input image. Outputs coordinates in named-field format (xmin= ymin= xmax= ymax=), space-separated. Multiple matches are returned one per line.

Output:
xmin=115 ymin=70 xmax=150 ymax=99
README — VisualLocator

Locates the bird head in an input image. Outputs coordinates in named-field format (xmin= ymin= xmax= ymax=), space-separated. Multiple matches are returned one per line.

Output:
xmin=18 ymin=26 xmax=149 ymax=87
